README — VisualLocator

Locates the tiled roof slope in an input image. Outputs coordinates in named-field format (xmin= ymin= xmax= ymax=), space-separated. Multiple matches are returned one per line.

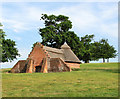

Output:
xmin=61 ymin=42 xmax=81 ymax=63
xmin=43 ymin=42 xmax=81 ymax=63
xmin=44 ymin=46 xmax=63 ymax=54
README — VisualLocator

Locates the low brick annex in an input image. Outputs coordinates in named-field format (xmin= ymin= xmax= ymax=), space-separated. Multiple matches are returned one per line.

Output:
xmin=10 ymin=42 xmax=81 ymax=73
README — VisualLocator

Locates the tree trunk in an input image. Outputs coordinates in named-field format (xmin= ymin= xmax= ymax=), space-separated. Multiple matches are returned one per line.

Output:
xmin=85 ymin=60 xmax=89 ymax=63
xmin=107 ymin=58 xmax=109 ymax=63
xmin=103 ymin=58 xmax=105 ymax=63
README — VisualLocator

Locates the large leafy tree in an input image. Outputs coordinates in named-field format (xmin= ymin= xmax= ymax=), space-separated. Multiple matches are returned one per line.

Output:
xmin=39 ymin=14 xmax=117 ymax=63
xmin=0 ymin=23 xmax=5 ymax=62
xmin=79 ymin=35 xmax=117 ymax=63
xmin=91 ymin=41 xmax=101 ymax=61
xmin=0 ymin=23 xmax=5 ymax=46
xmin=98 ymin=39 xmax=117 ymax=63
xmin=106 ymin=45 xmax=117 ymax=62
xmin=79 ymin=34 xmax=95 ymax=63
xmin=0 ymin=23 xmax=20 ymax=62
xmin=91 ymin=39 xmax=117 ymax=63
xmin=39 ymin=14 xmax=72 ymax=48
xmin=39 ymin=14 xmax=83 ymax=57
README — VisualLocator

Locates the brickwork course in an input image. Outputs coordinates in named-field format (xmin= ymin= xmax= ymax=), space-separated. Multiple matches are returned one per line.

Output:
xmin=10 ymin=42 xmax=81 ymax=73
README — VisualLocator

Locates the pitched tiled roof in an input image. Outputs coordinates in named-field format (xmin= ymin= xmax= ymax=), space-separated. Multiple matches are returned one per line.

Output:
xmin=61 ymin=42 xmax=70 ymax=49
xmin=43 ymin=46 xmax=63 ymax=54
xmin=61 ymin=42 xmax=81 ymax=63
xmin=34 ymin=42 xmax=81 ymax=63
xmin=63 ymin=48 xmax=81 ymax=63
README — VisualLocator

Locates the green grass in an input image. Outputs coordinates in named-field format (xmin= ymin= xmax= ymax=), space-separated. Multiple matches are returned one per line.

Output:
xmin=2 ymin=62 xmax=119 ymax=97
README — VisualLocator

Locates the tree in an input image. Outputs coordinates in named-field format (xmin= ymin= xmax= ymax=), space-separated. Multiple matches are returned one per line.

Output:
xmin=0 ymin=23 xmax=20 ymax=62
xmin=79 ymin=34 xmax=95 ymax=63
xmin=91 ymin=41 xmax=101 ymax=61
xmin=39 ymin=14 xmax=72 ymax=48
xmin=79 ymin=36 xmax=117 ymax=63
xmin=98 ymin=39 xmax=117 ymax=63
xmin=39 ymin=14 xmax=83 ymax=58
xmin=0 ymin=23 xmax=5 ymax=47
xmin=106 ymin=45 xmax=117 ymax=62
xmin=0 ymin=23 xmax=5 ymax=62
xmin=91 ymin=39 xmax=117 ymax=63
xmin=39 ymin=14 xmax=117 ymax=63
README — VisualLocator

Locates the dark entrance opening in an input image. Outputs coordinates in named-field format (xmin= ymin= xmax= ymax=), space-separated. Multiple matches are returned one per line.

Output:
xmin=35 ymin=66 xmax=42 ymax=72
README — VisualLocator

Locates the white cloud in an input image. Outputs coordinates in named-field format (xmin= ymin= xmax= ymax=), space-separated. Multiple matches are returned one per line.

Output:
xmin=14 ymin=36 xmax=22 ymax=40
xmin=47 ymin=3 xmax=118 ymax=38
xmin=1 ymin=2 xmax=118 ymax=68
xmin=2 ymin=2 xmax=117 ymax=37
xmin=1 ymin=0 xmax=119 ymax=2
xmin=98 ymin=3 xmax=118 ymax=20
xmin=1 ymin=61 xmax=18 ymax=68
xmin=2 ymin=19 xmax=29 ymax=33
xmin=100 ymin=23 xmax=118 ymax=37
xmin=18 ymin=48 xmax=30 ymax=59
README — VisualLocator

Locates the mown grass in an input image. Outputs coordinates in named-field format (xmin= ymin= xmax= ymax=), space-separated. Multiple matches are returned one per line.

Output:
xmin=1 ymin=62 xmax=119 ymax=97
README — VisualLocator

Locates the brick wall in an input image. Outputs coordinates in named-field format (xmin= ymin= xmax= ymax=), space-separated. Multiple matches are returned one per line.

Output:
xmin=41 ymin=58 xmax=48 ymax=73
xmin=10 ymin=60 xmax=26 ymax=73
xmin=48 ymin=58 xmax=71 ymax=72
xmin=26 ymin=59 xmax=34 ymax=73
xmin=28 ymin=44 xmax=47 ymax=67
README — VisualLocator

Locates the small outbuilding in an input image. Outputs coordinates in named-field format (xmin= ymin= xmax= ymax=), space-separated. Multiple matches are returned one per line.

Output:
xmin=10 ymin=42 xmax=81 ymax=73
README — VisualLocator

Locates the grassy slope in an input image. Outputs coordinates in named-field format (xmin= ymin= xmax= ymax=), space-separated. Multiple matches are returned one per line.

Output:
xmin=2 ymin=63 xmax=119 ymax=97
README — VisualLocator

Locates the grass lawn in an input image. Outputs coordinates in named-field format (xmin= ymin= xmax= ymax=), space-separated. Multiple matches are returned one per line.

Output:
xmin=1 ymin=62 xmax=119 ymax=97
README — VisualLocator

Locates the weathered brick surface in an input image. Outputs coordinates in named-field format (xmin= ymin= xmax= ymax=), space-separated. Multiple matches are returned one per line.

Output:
xmin=48 ymin=58 xmax=71 ymax=72
xmin=41 ymin=58 xmax=48 ymax=73
xmin=28 ymin=44 xmax=47 ymax=67
xmin=10 ymin=60 xmax=26 ymax=73
xmin=26 ymin=59 xmax=34 ymax=73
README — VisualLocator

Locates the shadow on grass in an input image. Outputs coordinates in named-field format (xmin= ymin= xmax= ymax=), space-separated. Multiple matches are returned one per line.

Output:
xmin=79 ymin=69 xmax=119 ymax=73
xmin=72 ymin=68 xmax=119 ymax=73
xmin=90 ymin=69 xmax=119 ymax=73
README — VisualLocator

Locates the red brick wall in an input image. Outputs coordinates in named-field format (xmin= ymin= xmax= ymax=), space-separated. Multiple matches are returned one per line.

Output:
xmin=41 ymin=58 xmax=48 ymax=73
xmin=26 ymin=59 xmax=34 ymax=73
xmin=28 ymin=44 xmax=47 ymax=67
xmin=48 ymin=58 xmax=71 ymax=72
xmin=11 ymin=60 xmax=26 ymax=73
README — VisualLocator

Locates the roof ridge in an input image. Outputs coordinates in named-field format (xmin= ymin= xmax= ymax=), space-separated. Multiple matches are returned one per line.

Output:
xmin=61 ymin=42 xmax=70 ymax=49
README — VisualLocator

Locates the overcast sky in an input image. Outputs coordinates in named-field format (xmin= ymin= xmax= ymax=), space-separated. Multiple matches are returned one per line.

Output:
xmin=1 ymin=1 xmax=118 ymax=68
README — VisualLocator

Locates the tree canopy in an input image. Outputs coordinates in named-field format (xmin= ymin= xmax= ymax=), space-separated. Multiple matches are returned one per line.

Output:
xmin=79 ymin=35 xmax=117 ymax=63
xmin=39 ymin=14 xmax=117 ymax=63
xmin=79 ymin=34 xmax=95 ymax=63
xmin=39 ymin=14 xmax=83 ymax=58
xmin=97 ymin=39 xmax=117 ymax=63
xmin=40 ymin=14 xmax=72 ymax=48
xmin=0 ymin=23 xmax=20 ymax=62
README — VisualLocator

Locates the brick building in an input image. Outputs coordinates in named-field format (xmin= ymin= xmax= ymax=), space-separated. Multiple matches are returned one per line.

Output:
xmin=10 ymin=42 xmax=81 ymax=73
